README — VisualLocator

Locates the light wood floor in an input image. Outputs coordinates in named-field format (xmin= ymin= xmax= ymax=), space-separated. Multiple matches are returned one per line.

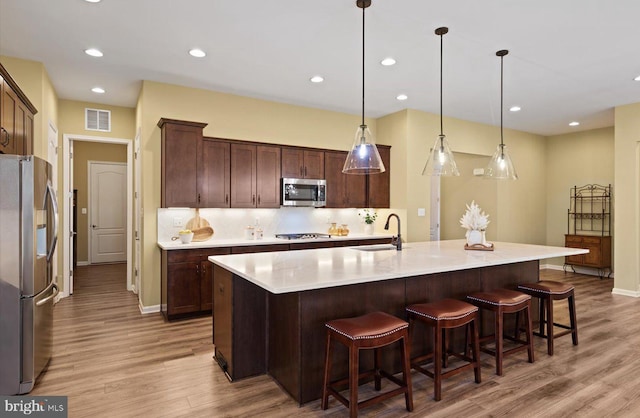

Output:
xmin=32 ymin=265 xmax=640 ymax=417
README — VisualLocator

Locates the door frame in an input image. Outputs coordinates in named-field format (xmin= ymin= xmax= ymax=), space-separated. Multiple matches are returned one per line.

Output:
xmin=62 ymin=134 xmax=133 ymax=298
xmin=88 ymin=160 xmax=127 ymax=264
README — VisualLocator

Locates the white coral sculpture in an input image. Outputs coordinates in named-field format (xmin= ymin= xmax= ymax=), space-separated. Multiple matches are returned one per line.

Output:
xmin=459 ymin=200 xmax=490 ymax=231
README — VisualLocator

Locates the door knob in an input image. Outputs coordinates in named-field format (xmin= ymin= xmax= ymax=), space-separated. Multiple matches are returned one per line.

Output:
xmin=92 ymin=224 xmax=98 ymax=229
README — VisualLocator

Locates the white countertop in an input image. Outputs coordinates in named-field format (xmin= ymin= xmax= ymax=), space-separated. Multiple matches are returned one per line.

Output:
xmin=208 ymin=240 xmax=589 ymax=294
xmin=157 ymin=233 xmax=392 ymax=250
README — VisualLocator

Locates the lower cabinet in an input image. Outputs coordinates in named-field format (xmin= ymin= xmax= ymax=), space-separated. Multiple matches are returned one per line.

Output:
xmin=564 ymin=234 xmax=611 ymax=273
xmin=162 ymin=238 xmax=392 ymax=321
xmin=161 ymin=247 xmax=230 ymax=321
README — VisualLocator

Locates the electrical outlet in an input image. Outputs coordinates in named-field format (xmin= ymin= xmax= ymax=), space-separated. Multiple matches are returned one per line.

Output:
xmin=173 ymin=217 xmax=184 ymax=227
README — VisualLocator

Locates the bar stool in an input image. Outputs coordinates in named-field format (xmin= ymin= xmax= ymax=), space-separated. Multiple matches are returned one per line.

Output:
xmin=406 ymin=298 xmax=481 ymax=401
xmin=321 ymin=311 xmax=413 ymax=417
xmin=467 ymin=288 xmax=534 ymax=375
xmin=517 ymin=281 xmax=578 ymax=355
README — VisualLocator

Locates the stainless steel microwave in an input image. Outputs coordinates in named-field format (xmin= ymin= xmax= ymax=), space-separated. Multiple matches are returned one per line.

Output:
xmin=281 ymin=178 xmax=326 ymax=207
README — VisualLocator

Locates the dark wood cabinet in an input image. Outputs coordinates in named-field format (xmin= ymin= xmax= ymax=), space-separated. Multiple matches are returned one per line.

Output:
xmin=565 ymin=234 xmax=611 ymax=275
xmin=161 ymin=247 xmax=230 ymax=321
xmin=325 ymin=150 xmax=366 ymax=208
xmin=281 ymin=148 xmax=324 ymax=179
xmin=0 ymin=63 xmax=37 ymax=156
xmin=202 ymin=138 xmax=231 ymax=207
xmin=230 ymin=143 xmax=281 ymax=208
xmin=367 ymin=145 xmax=391 ymax=208
xmin=159 ymin=118 xmax=208 ymax=208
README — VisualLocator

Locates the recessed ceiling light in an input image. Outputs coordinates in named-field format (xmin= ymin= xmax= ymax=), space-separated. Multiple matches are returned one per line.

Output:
xmin=84 ymin=48 xmax=103 ymax=57
xmin=634 ymin=75 xmax=640 ymax=81
xmin=84 ymin=0 xmax=101 ymax=3
xmin=509 ymin=106 xmax=521 ymax=112
xmin=396 ymin=94 xmax=408 ymax=101
xmin=310 ymin=76 xmax=324 ymax=83
xmin=189 ymin=48 xmax=206 ymax=58
xmin=569 ymin=121 xmax=580 ymax=126
xmin=91 ymin=87 xmax=105 ymax=94
xmin=381 ymin=57 xmax=396 ymax=66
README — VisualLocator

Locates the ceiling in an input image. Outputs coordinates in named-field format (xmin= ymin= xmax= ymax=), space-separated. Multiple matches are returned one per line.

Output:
xmin=1 ymin=0 xmax=639 ymax=136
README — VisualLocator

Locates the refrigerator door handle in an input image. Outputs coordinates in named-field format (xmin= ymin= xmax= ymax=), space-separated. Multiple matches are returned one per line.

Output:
xmin=35 ymin=283 xmax=58 ymax=307
xmin=45 ymin=182 xmax=59 ymax=263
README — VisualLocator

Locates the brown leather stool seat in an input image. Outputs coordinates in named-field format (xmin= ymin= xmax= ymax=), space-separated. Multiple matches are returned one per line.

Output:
xmin=321 ymin=311 xmax=413 ymax=417
xmin=467 ymin=288 xmax=535 ymax=375
xmin=406 ymin=298 xmax=481 ymax=401
xmin=517 ymin=280 xmax=577 ymax=355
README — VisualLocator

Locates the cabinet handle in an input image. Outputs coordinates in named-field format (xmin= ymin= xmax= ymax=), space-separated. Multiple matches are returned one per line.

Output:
xmin=252 ymin=195 xmax=256 ymax=204
xmin=304 ymin=166 xmax=307 ymax=177
xmin=225 ymin=194 xmax=229 ymax=204
xmin=219 ymin=284 xmax=224 ymax=293
xmin=0 ymin=127 xmax=9 ymax=147
xmin=197 ymin=193 xmax=201 ymax=204
xmin=257 ymin=195 xmax=261 ymax=205
xmin=300 ymin=167 xmax=304 ymax=177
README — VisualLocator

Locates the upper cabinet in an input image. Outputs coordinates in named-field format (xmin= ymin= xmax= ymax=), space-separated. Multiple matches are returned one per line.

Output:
xmin=230 ymin=143 xmax=281 ymax=208
xmin=159 ymin=118 xmax=208 ymax=208
xmin=0 ymin=63 xmax=37 ymax=156
xmin=281 ymin=148 xmax=324 ymax=179
xmin=159 ymin=118 xmax=390 ymax=209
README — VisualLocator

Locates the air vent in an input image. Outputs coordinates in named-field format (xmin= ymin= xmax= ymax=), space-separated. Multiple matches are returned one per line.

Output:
xmin=85 ymin=108 xmax=111 ymax=132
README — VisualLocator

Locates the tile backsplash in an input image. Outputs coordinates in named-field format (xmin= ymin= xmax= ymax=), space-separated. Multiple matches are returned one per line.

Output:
xmin=157 ymin=207 xmax=405 ymax=242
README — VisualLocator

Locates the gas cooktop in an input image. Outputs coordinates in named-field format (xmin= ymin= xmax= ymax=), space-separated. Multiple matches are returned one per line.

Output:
xmin=275 ymin=233 xmax=332 ymax=240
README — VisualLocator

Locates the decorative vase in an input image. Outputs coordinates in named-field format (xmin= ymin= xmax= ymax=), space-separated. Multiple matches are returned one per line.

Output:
xmin=328 ymin=222 xmax=339 ymax=235
xmin=364 ymin=223 xmax=374 ymax=235
xmin=340 ymin=224 xmax=349 ymax=236
xmin=466 ymin=229 xmax=483 ymax=246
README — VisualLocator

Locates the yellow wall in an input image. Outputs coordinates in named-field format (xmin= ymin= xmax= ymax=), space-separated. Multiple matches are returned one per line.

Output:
xmin=545 ymin=128 xmax=614 ymax=266
xmin=137 ymin=80 xmax=377 ymax=307
xmin=377 ymin=108 xmax=548 ymax=244
xmin=72 ymin=142 xmax=127 ymax=263
xmin=613 ymin=103 xmax=640 ymax=294
xmin=58 ymin=99 xmax=136 ymax=140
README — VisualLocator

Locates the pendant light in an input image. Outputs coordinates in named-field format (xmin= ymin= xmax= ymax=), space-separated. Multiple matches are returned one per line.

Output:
xmin=343 ymin=0 xmax=385 ymax=175
xmin=485 ymin=50 xmax=518 ymax=180
xmin=422 ymin=27 xmax=460 ymax=176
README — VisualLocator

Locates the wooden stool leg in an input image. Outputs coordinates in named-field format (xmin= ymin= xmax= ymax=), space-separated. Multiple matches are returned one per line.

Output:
xmin=321 ymin=332 xmax=333 ymax=410
xmin=495 ymin=309 xmax=504 ymax=376
xmin=569 ymin=294 xmax=578 ymax=345
xmin=400 ymin=332 xmax=414 ymax=412
xmin=374 ymin=347 xmax=382 ymax=391
xmin=545 ymin=297 xmax=554 ymax=355
xmin=349 ymin=345 xmax=359 ymax=418
xmin=472 ymin=318 xmax=481 ymax=383
xmin=525 ymin=302 xmax=535 ymax=363
xmin=538 ymin=297 xmax=545 ymax=336
xmin=442 ymin=328 xmax=449 ymax=368
xmin=433 ymin=322 xmax=443 ymax=401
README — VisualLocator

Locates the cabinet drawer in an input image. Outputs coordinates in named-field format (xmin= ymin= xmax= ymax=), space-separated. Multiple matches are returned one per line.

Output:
xmin=167 ymin=249 xmax=203 ymax=263
xmin=582 ymin=236 xmax=602 ymax=244
xmin=565 ymin=235 xmax=583 ymax=244
xmin=232 ymin=244 xmax=290 ymax=254
xmin=203 ymin=248 xmax=231 ymax=257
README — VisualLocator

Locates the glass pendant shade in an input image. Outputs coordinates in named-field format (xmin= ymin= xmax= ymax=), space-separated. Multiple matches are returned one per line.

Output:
xmin=343 ymin=124 xmax=385 ymax=174
xmin=422 ymin=134 xmax=460 ymax=176
xmin=485 ymin=143 xmax=518 ymax=179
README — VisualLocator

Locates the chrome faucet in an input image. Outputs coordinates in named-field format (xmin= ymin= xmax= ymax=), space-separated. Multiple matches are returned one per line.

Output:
xmin=384 ymin=213 xmax=402 ymax=251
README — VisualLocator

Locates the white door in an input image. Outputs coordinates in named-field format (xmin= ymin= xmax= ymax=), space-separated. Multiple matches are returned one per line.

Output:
xmin=89 ymin=162 xmax=127 ymax=263
xmin=134 ymin=130 xmax=142 ymax=295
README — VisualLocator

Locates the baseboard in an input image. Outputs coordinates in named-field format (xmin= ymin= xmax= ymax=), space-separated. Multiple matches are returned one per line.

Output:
xmin=76 ymin=261 xmax=90 ymax=266
xmin=540 ymin=263 xmax=614 ymax=278
xmin=612 ymin=288 xmax=640 ymax=298
xmin=139 ymin=302 xmax=160 ymax=314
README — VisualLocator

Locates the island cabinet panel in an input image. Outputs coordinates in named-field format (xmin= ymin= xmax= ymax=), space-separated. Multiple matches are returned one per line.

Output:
xmin=213 ymin=266 xmax=267 ymax=380
xmin=201 ymin=138 xmax=231 ymax=207
xmin=159 ymin=118 xmax=208 ymax=208
xmin=281 ymin=148 xmax=325 ymax=179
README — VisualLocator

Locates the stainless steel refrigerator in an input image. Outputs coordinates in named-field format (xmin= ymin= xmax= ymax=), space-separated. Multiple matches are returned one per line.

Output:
xmin=0 ymin=155 xmax=59 ymax=395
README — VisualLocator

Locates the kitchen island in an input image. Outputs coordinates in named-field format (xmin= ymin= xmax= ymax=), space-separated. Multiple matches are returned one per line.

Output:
xmin=209 ymin=240 xmax=587 ymax=405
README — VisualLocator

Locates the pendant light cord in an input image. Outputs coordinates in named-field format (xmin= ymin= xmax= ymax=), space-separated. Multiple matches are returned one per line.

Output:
xmin=500 ymin=54 xmax=504 ymax=147
xmin=439 ymin=30 xmax=444 ymax=136
xmin=361 ymin=4 xmax=366 ymax=127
